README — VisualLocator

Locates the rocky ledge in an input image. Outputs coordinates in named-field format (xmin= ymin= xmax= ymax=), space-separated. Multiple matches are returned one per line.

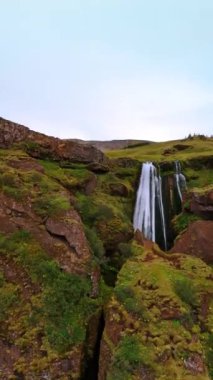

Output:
xmin=0 ymin=117 xmax=108 ymax=164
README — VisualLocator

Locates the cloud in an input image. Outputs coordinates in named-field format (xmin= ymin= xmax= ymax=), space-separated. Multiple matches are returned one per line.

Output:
xmin=67 ymin=72 xmax=213 ymax=141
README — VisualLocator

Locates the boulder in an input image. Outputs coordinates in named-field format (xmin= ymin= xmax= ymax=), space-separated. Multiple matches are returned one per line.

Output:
xmin=87 ymin=162 xmax=109 ymax=173
xmin=188 ymin=189 xmax=213 ymax=219
xmin=109 ymin=182 xmax=129 ymax=197
xmin=171 ymin=220 xmax=213 ymax=263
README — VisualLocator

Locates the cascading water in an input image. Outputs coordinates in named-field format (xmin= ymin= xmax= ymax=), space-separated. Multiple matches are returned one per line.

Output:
xmin=133 ymin=162 xmax=167 ymax=250
xmin=174 ymin=161 xmax=187 ymax=202
xmin=155 ymin=175 xmax=167 ymax=250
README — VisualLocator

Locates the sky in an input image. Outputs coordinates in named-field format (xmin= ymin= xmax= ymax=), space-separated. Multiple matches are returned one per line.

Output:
xmin=0 ymin=0 xmax=213 ymax=141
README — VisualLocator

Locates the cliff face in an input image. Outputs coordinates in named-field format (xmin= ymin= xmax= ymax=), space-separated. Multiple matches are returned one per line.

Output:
xmin=0 ymin=119 xmax=212 ymax=379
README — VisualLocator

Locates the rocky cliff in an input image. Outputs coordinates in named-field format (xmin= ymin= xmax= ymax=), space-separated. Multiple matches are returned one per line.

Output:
xmin=0 ymin=117 xmax=107 ymax=164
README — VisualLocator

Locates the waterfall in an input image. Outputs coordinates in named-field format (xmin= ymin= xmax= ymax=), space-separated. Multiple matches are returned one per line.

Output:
xmin=174 ymin=161 xmax=186 ymax=202
xmin=133 ymin=162 xmax=167 ymax=250
xmin=156 ymin=175 xmax=167 ymax=251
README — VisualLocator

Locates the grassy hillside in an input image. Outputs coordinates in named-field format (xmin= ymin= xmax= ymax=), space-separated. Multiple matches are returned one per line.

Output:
xmin=106 ymin=136 xmax=213 ymax=162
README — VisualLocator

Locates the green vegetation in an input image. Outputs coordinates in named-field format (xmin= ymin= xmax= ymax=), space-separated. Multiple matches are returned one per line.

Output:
xmin=105 ymin=246 xmax=213 ymax=379
xmin=173 ymin=212 xmax=200 ymax=234
xmin=184 ymin=168 xmax=213 ymax=189
xmin=108 ymin=335 xmax=154 ymax=380
xmin=107 ymin=136 xmax=213 ymax=163
xmin=32 ymin=193 xmax=70 ymax=217
xmin=0 ymin=153 xmax=71 ymax=217
xmin=0 ymin=230 xmax=101 ymax=353
xmin=205 ymin=333 xmax=213 ymax=378
xmin=173 ymin=277 xmax=198 ymax=307
xmin=0 ymin=272 xmax=19 ymax=322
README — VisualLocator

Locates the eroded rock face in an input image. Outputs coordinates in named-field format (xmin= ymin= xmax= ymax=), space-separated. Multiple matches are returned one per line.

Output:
xmin=0 ymin=184 xmax=92 ymax=275
xmin=0 ymin=117 xmax=107 ymax=164
xmin=171 ymin=220 xmax=213 ymax=263
xmin=45 ymin=209 xmax=91 ymax=263
xmin=0 ymin=117 xmax=29 ymax=146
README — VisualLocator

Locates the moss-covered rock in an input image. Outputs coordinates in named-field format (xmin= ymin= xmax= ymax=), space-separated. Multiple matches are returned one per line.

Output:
xmin=99 ymin=244 xmax=213 ymax=379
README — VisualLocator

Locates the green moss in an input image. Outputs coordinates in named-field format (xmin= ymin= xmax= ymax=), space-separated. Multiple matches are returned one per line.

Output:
xmin=0 ymin=272 xmax=19 ymax=321
xmin=108 ymin=335 xmax=155 ymax=380
xmin=32 ymin=193 xmax=70 ymax=217
xmin=106 ymin=247 xmax=213 ymax=379
xmin=0 ymin=230 xmax=102 ymax=353
xmin=84 ymin=225 xmax=105 ymax=260
xmin=205 ymin=333 xmax=213 ymax=379
xmin=39 ymin=159 xmax=92 ymax=191
xmin=173 ymin=277 xmax=198 ymax=307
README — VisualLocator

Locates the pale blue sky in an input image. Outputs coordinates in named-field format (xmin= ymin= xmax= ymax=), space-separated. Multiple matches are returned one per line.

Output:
xmin=1 ymin=0 xmax=213 ymax=141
